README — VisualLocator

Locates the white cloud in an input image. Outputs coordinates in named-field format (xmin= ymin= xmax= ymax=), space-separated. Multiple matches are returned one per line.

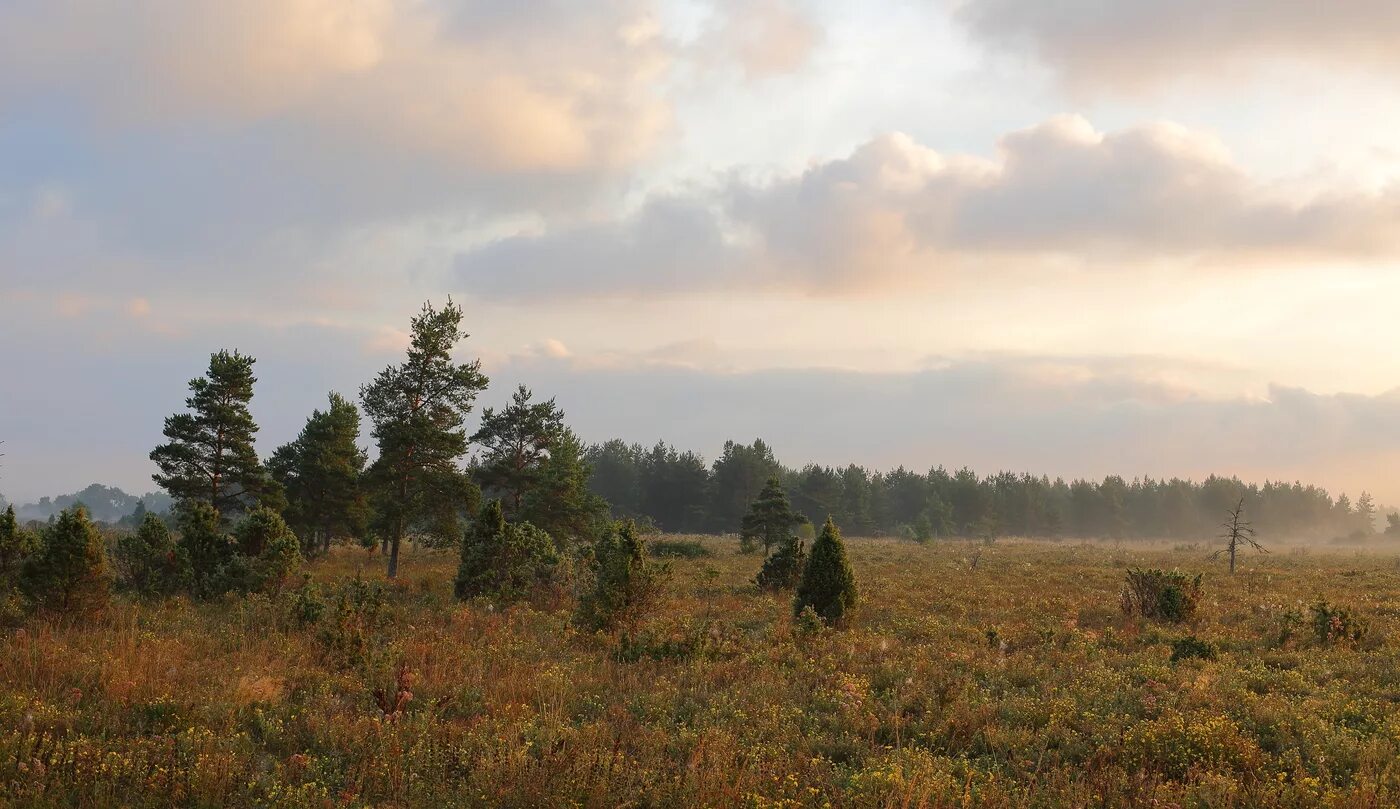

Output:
xmin=456 ymin=116 xmax=1400 ymax=298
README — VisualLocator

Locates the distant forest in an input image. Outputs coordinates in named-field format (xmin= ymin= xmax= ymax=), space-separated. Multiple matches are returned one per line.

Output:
xmin=584 ymin=438 xmax=1389 ymax=541
xmin=5 ymin=438 xmax=1390 ymax=542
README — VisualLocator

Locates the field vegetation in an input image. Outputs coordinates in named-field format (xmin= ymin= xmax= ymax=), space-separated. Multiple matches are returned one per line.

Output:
xmin=3 ymin=534 xmax=1400 ymax=807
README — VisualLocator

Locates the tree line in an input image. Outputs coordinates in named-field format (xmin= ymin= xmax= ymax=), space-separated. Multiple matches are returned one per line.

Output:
xmin=584 ymin=438 xmax=1387 ymax=541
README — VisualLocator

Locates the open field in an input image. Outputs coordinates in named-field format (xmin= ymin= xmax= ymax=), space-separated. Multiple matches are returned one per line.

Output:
xmin=4 ymin=535 xmax=1400 ymax=807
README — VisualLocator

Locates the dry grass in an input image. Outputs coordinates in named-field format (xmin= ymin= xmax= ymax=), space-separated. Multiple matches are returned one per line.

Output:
xmin=3 ymin=535 xmax=1400 ymax=807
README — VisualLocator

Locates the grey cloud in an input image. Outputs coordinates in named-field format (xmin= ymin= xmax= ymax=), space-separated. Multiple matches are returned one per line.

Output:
xmin=955 ymin=0 xmax=1400 ymax=92
xmin=456 ymin=117 xmax=1400 ymax=298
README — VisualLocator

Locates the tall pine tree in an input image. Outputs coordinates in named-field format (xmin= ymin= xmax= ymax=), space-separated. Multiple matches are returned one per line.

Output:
xmin=150 ymin=350 xmax=275 ymax=519
xmin=361 ymin=301 xmax=488 ymax=579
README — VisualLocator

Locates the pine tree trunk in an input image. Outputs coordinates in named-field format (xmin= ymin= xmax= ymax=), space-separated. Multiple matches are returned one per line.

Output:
xmin=388 ymin=530 xmax=401 ymax=579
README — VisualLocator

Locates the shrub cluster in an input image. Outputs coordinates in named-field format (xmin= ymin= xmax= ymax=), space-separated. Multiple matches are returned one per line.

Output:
xmin=1122 ymin=568 xmax=1201 ymax=623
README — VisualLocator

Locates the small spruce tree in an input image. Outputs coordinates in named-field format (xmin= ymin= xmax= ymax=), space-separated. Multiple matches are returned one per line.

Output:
xmin=793 ymin=517 xmax=857 ymax=625
xmin=21 ymin=507 xmax=110 ymax=615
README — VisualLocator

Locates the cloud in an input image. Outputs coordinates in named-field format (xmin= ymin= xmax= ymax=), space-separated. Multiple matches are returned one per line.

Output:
xmin=694 ymin=0 xmax=823 ymax=79
xmin=0 ymin=0 xmax=670 ymax=174
xmin=955 ymin=0 xmax=1400 ymax=93
xmin=456 ymin=116 xmax=1400 ymax=298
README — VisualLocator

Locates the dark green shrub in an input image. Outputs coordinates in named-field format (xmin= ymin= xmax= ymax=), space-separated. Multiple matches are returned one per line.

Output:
xmin=114 ymin=513 xmax=192 ymax=598
xmin=0 ymin=504 xmax=40 ymax=575
xmin=1310 ymin=600 xmax=1367 ymax=645
xmin=20 ymin=507 xmax=110 ymax=616
xmin=793 ymin=517 xmax=857 ymax=626
xmin=755 ymin=538 xmax=806 ymax=591
xmin=288 ymin=575 xmax=326 ymax=627
xmin=648 ymin=539 xmax=711 ymax=558
xmin=177 ymin=503 xmax=234 ymax=598
xmin=1170 ymin=635 xmax=1217 ymax=663
xmin=454 ymin=500 xmax=557 ymax=603
xmin=1122 ymin=568 xmax=1201 ymax=623
xmin=575 ymin=521 xmax=668 ymax=632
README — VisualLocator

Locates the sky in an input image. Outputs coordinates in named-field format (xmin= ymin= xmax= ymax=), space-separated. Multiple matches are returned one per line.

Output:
xmin=3 ymin=0 xmax=1400 ymax=505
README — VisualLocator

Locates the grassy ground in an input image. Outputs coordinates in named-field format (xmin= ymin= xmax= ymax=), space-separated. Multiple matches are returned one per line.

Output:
xmin=3 ymin=535 xmax=1400 ymax=807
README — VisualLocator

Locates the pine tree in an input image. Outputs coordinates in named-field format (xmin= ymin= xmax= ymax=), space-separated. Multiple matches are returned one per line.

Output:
xmin=361 ymin=301 xmax=488 ymax=579
xmin=269 ymin=392 xmax=368 ymax=556
xmin=740 ymin=477 xmax=802 ymax=555
xmin=114 ymin=512 xmax=191 ymax=598
xmin=150 ymin=350 xmax=277 ymax=519
xmin=794 ymin=517 xmax=857 ymax=625
xmin=455 ymin=500 xmax=557 ymax=602
xmin=472 ymin=385 xmax=565 ymax=514
xmin=518 ymin=427 xmax=608 ymax=546
xmin=21 ymin=507 xmax=110 ymax=615
xmin=231 ymin=507 xmax=301 ymax=592
xmin=1355 ymin=491 xmax=1377 ymax=535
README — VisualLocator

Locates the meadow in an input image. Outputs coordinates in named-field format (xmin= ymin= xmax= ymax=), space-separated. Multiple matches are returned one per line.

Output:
xmin=3 ymin=535 xmax=1400 ymax=808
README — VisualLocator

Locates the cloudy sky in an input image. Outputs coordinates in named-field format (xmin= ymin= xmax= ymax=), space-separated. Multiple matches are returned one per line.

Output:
xmin=3 ymin=0 xmax=1400 ymax=505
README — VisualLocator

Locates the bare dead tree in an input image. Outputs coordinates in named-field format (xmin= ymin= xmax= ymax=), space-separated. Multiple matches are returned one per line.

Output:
xmin=1212 ymin=497 xmax=1267 ymax=574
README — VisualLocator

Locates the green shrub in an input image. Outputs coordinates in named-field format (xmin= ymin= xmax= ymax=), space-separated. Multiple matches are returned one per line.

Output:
xmin=454 ymin=500 xmax=557 ymax=603
xmin=648 ymin=539 xmax=711 ymax=558
xmin=1310 ymin=600 xmax=1367 ymax=645
xmin=1170 ymin=635 xmax=1217 ymax=663
xmin=177 ymin=503 xmax=235 ymax=598
xmin=319 ymin=575 xmax=390 ymax=669
xmin=755 ymin=537 xmax=806 ymax=591
xmin=793 ymin=517 xmax=857 ymax=625
xmin=575 ymin=521 xmax=668 ymax=632
xmin=20 ymin=507 xmax=110 ymax=616
xmin=1122 ymin=568 xmax=1201 ymax=623
xmin=0 ymin=504 xmax=40 ymax=575
xmin=114 ymin=513 xmax=192 ymax=598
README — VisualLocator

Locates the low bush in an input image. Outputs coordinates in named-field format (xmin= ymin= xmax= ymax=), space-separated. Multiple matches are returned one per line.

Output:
xmin=1122 ymin=568 xmax=1201 ymax=623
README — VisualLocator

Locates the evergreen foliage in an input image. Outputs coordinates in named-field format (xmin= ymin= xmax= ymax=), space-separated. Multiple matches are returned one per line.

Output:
xmin=0 ymin=504 xmax=39 ymax=575
xmin=576 ymin=521 xmax=668 ymax=632
xmin=740 ymin=476 xmax=803 ymax=555
xmin=472 ymin=385 xmax=565 ymax=514
xmin=114 ymin=513 xmax=191 ymax=598
xmin=518 ymin=427 xmax=609 ymax=546
xmin=793 ymin=517 xmax=857 ymax=625
xmin=150 ymin=350 xmax=277 ymax=518
xmin=177 ymin=502 xmax=234 ymax=599
xmin=454 ymin=500 xmax=557 ymax=603
xmin=755 ymin=537 xmax=806 ymax=591
xmin=21 ymin=507 xmax=110 ymax=615
xmin=360 ymin=300 xmax=488 ymax=578
xmin=269 ymin=392 xmax=369 ymax=556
